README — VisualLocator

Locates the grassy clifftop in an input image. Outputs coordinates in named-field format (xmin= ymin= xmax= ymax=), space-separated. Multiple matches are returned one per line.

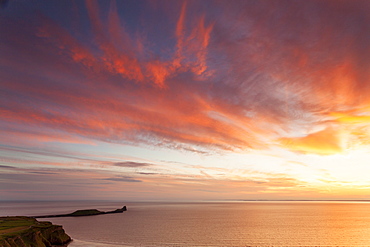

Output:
xmin=69 ymin=209 xmax=102 ymax=216
xmin=0 ymin=217 xmax=71 ymax=247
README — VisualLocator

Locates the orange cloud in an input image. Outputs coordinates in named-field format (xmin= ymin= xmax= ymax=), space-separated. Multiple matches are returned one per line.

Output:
xmin=330 ymin=112 xmax=370 ymax=124
xmin=174 ymin=1 xmax=187 ymax=68
xmin=279 ymin=128 xmax=343 ymax=155
xmin=146 ymin=61 xmax=171 ymax=88
xmin=37 ymin=15 xmax=97 ymax=70
xmin=185 ymin=15 xmax=213 ymax=76
xmin=84 ymin=0 xmax=213 ymax=88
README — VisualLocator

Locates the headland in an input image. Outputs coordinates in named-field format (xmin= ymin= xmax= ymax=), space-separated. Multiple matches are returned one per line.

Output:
xmin=0 ymin=216 xmax=71 ymax=247
xmin=33 ymin=206 xmax=127 ymax=218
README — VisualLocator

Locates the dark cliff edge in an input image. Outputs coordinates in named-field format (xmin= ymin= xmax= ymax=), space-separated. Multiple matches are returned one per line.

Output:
xmin=0 ymin=216 xmax=71 ymax=247
xmin=33 ymin=206 xmax=127 ymax=218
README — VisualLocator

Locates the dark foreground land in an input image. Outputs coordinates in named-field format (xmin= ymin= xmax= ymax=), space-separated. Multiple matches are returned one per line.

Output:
xmin=0 ymin=216 xmax=71 ymax=247
xmin=33 ymin=206 xmax=127 ymax=218
xmin=0 ymin=206 xmax=127 ymax=246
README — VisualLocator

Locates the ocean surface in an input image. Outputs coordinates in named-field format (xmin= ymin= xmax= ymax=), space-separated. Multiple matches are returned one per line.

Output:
xmin=1 ymin=201 xmax=370 ymax=246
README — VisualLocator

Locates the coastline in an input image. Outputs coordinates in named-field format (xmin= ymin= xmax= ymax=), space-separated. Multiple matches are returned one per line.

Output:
xmin=0 ymin=216 xmax=71 ymax=247
xmin=68 ymin=239 xmax=129 ymax=247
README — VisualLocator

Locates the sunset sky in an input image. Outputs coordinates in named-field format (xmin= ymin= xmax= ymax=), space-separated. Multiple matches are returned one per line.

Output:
xmin=1 ymin=0 xmax=370 ymax=201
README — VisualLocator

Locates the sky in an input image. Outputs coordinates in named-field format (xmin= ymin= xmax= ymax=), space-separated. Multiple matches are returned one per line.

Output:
xmin=0 ymin=0 xmax=370 ymax=201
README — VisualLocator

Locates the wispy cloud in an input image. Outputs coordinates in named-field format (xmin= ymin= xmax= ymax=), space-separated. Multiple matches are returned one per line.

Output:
xmin=102 ymin=176 xmax=142 ymax=183
xmin=112 ymin=161 xmax=154 ymax=168
xmin=0 ymin=165 xmax=16 ymax=169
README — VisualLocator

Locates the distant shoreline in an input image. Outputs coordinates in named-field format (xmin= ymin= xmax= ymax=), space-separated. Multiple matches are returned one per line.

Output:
xmin=1 ymin=199 xmax=370 ymax=204
xmin=32 ymin=206 xmax=127 ymax=218
xmin=232 ymin=199 xmax=370 ymax=202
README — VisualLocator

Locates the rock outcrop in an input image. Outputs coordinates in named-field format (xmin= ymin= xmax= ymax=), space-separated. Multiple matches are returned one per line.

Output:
xmin=0 ymin=216 xmax=71 ymax=247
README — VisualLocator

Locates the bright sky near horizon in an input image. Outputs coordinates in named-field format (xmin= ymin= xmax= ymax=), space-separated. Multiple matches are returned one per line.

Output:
xmin=1 ymin=0 xmax=370 ymax=201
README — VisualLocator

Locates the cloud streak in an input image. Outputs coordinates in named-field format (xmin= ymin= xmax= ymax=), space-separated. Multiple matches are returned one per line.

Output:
xmin=102 ymin=176 xmax=142 ymax=183
xmin=112 ymin=161 xmax=154 ymax=168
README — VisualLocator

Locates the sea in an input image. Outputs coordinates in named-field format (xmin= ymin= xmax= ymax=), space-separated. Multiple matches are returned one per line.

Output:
xmin=1 ymin=201 xmax=370 ymax=246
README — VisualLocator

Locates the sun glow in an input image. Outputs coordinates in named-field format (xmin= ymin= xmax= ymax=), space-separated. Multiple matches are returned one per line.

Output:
xmin=290 ymin=149 xmax=370 ymax=188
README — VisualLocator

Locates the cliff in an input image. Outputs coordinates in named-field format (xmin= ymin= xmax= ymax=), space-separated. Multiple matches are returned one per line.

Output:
xmin=0 ymin=216 xmax=71 ymax=247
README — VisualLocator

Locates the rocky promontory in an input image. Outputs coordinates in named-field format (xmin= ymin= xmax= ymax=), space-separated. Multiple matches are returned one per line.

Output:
xmin=33 ymin=206 xmax=127 ymax=218
xmin=0 ymin=216 xmax=71 ymax=247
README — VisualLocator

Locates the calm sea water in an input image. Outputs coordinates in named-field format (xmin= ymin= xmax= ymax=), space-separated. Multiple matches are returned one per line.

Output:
xmin=1 ymin=201 xmax=370 ymax=246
